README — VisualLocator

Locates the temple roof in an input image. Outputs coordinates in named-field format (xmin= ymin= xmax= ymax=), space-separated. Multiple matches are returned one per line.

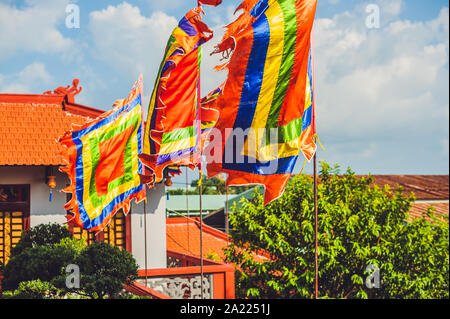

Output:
xmin=0 ymin=80 xmax=104 ymax=166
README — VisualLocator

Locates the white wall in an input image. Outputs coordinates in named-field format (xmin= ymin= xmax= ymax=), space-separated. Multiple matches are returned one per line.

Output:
xmin=0 ymin=166 xmax=67 ymax=222
xmin=0 ymin=165 xmax=166 ymax=269
xmin=131 ymin=183 xmax=167 ymax=269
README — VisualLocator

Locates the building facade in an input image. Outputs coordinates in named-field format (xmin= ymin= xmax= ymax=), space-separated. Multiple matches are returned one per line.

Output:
xmin=0 ymin=82 xmax=166 ymax=269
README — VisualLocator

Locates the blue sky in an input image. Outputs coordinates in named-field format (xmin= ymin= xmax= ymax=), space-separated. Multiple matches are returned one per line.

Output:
xmin=0 ymin=0 xmax=448 ymax=179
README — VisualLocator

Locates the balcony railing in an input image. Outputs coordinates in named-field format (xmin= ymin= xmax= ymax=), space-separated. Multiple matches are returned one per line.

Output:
xmin=1 ymin=251 xmax=236 ymax=300
xmin=125 ymin=250 xmax=235 ymax=299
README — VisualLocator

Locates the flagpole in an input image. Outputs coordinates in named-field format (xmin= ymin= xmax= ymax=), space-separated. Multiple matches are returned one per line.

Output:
xmin=199 ymin=170 xmax=204 ymax=299
xmin=186 ymin=166 xmax=190 ymax=253
xmin=198 ymin=43 xmax=204 ymax=300
xmin=143 ymin=200 xmax=148 ymax=287
xmin=225 ymin=184 xmax=229 ymax=235
xmin=314 ymin=151 xmax=318 ymax=299
xmin=311 ymin=28 xmax=319 ymax=300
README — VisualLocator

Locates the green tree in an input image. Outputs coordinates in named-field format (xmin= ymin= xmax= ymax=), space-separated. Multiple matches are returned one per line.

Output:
xmin=12 ymin=223 xmax=72 ymax=256
xmin=224 ymin=162 xmax=449 ymax=299
xmin=1 ymin=280 xmax=63 ymax=299
xmin=190 ymin=177 xmax=252 ymax=195
xmin=1 ymin=243 xmax=78 ymax=291
xmin=191 ymin=177 xmax=226 ymax=194
xmin=56 ymin=242 xmax=139 ymax=299
xmin=168 ymin=188 xmax=186 ymax=195
xmin=2 ymin=223 xmax=81 ymax=291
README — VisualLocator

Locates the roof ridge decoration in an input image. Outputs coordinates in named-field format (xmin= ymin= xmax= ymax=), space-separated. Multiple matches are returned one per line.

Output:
xmin=43 ymin=79 xmax=82 ymax=97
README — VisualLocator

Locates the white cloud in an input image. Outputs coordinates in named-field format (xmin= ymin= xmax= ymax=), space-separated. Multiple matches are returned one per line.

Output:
xmin=379 ymin=0 xmax=403 ymax=18
xmin=313 ymin=3 xmax=449 ymax=172
xmin=88 ymin=2 xmax=179 ymax=97
xmin=0 ymin=0 xmax=75 ymax=62
xmin=0 ymin=62 xmax=52 ymax=93
xmin=87 ymin=1 xmax=231 ymax=102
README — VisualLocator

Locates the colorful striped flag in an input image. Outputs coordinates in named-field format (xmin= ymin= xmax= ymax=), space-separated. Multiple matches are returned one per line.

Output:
xmin=206 ymin=0 xmax=318 ymax=205
xmin=60 ymin=77 xmax=146 ymax=231
xmin=140 ymin=6 xmax=214 ymax=184
xmin=200 ymin=85 xmax=223 ymax=141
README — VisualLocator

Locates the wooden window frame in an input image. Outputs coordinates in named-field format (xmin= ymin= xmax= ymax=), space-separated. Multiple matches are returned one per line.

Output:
xmin=0 ymin=184 xmax=31 ymax=265
xmin=67 ymin=211 xmax=132 ymax=253
xmin=0 ymin=184 xmax=31 ymax=232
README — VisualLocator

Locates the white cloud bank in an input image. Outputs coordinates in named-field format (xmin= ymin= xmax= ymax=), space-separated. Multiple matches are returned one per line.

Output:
xmin=0 ymin=62 xmax=52 ymax=93
xmin=0 ymin=0 xmax=447 ymax=174
xmin=313 ymin=1 xmax=449 ymax=172
xmin=0 ymin=0 xmax=74 ymax=62
xmin=88 ymin=3 xmax=178 ymax=80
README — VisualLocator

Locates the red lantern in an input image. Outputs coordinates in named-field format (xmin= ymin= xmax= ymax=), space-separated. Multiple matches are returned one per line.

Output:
xmin=164 ymin=177 xmax=173 ymax=187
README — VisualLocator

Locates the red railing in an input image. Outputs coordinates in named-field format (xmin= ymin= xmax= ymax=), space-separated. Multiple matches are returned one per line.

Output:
xmin=124 ymin=281 xmax=172 ymax=299
xmin=1 ymin=251 xmax=236 ymax=299
xmin=136 ymin=264 xmax=235 ymax=299
xmin=167 ymin=249 xmax=222 ymax=267
xmin=126 ymin=250 xmax=235 ymax=299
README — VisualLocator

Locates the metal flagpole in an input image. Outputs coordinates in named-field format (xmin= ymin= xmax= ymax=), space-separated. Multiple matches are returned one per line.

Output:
xmin=311 ymin=28 xmax=319 ymax=300
xmin=197 ymin=41 xmax=204 ymax=300
xmin=314 ymin=151 xmax=318 ymax=299
xmin=143 ymin=200 xmax=148 ymax=287
xmin=225 ymin=184 xmax=229 ymax=235
xmin=186 ymin=166 xmax=190 ymax=253
xmin=199 ymin=170 xmax=204 ymax=299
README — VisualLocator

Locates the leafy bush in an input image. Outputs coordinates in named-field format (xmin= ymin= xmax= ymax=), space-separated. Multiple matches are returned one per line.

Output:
xmin=225 ymin=162 xmax=449 ymax=299
xmin=2 ymin=280 xmax=62 ymax=299
xmin=1 ymin=244 xmax=78 ymax=291
xmin=12 ymin=223 xmax=72 ymax=256
xmin=55 ymin=242 xmax=139 ymax=299
xmin=55 ymin=237 xmax=86 ymax=255
xmin=2 ymin=223 xmax=139 ymax=299
xmin=2 ymin=223 xmax=83 ymax=292
xmin=205 ymin=249 xmax=221 ymax=262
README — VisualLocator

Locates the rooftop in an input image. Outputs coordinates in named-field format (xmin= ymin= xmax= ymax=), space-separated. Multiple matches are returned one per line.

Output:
xmin=0 ymin=80 xmax=103 ymax=166
xmin=166 ymin=194 xmax=238 ymax=215
xmin=369 ymin=175 xmax=449 ymax=200
xmin=166 ymin=217 xmax=231 ymax=262
xmin=166 ymin=217 xmax=268 ymax=263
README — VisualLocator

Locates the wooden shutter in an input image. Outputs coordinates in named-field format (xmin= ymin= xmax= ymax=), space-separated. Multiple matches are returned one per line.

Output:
xmin=0 ymin=185 xmax=30 ymax=265
xmin=103 ymin=210 xmax=127 ymax=250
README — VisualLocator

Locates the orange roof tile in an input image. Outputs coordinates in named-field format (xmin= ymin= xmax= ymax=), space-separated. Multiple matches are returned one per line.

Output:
xmin=166 ymin=217 xmax=269 ymax=263
xmin=409 ymin=201 xmax=449 ymax=222
xmin=167 ymin=217 xmax=230 ymax=262
xmin=369 ymin=175 xmax=449 ymax=200
xmin=0 ymin=91 xmax=104 ymax=166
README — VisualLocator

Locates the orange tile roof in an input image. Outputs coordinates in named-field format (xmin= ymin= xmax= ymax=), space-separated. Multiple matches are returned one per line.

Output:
xmin=167 ymin=217 xmax=231 ymax=262
xmin=409 ymin=201 xmax=449 ymax=222
xmin=0 ymin=92 xmax=104 ymax=166
xmin=369 ymin=175 xmax=449 ymax=200
xmin=166 ymin=217 xmax=269 ymax=264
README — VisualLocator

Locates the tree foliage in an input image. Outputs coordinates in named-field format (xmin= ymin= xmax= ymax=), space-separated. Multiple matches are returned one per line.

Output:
xmin=55 ymin=242 xmax=139 ymax=299
xmin=11 ymin=223 xmax=72 ymax=256
xmin=2 ymin=280 xmax=63 ymax=299
xmin=2 ymin=224 xmax=138 ymax=299
xmin=224 ymin=162 xmax=449 ymax=299
xmin=2 ymin=243 xmax=78 ymax=291
xmin=189 ymin=177 xmax=252 ymax=195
